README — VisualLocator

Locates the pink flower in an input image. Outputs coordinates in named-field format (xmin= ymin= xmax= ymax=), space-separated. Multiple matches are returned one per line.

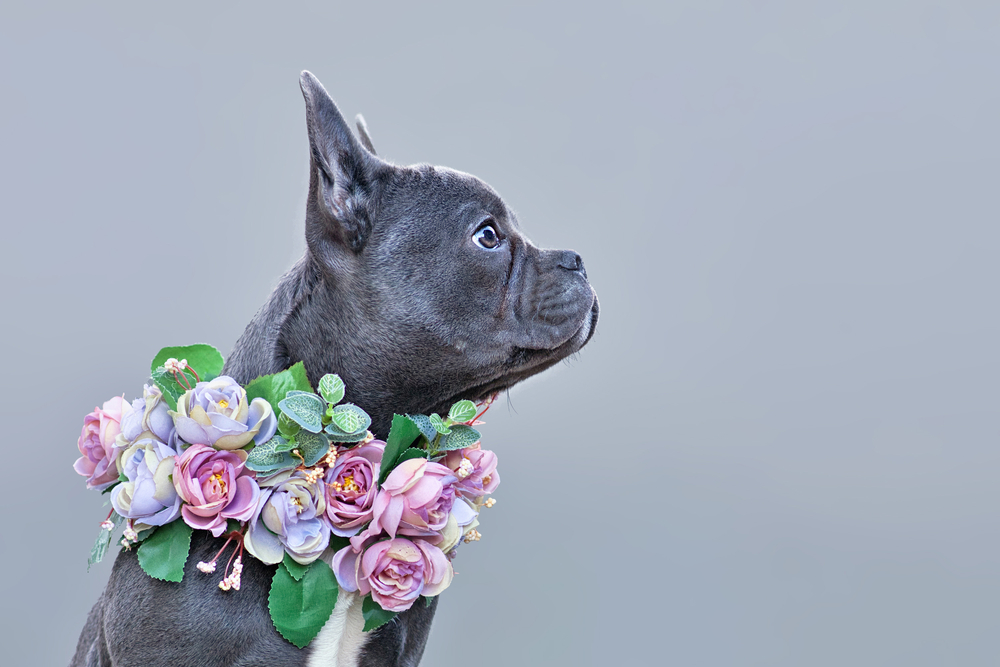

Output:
xmin=74 ymin=396 xmax=126 ymax=490
xmin=371 ymin=458 xmax=459 ymax=539
xmin=333 ymin=537 xmax=454 ymax=612
xmin=444 ymin=444 xmax=500 ymax=501
xmin=172 ymin=444 xmax=260 ymax=537
xmin=324 ymin=441 xmax=384 ymax=537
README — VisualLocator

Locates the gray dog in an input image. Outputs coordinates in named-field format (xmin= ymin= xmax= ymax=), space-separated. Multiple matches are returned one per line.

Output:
xmin=71 ymin=71 xmax=598 ymax=667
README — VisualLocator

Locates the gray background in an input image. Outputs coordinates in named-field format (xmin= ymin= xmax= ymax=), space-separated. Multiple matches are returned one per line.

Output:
xmin=2 ymin=1 xmax=998 ymax=665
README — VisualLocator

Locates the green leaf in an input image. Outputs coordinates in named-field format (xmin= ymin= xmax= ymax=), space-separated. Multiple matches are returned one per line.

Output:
xmin=428 ymin=413 xmax=451 ymax=435
xmin=136 ymin=520 xmax=193 ymax=582
xmin=150 ymin=344 xmax=225 ymax=382
xmin=329 ymin=403 xmax=370 ymax=435
xmin=407 ymin=414 xmax=438 ymax=442
xmin=246 ymin=437 xmax=299 ymax=473
xmin=278 ymin=392 xmax=326 ymax=433
xmin=245 ymin=362 xmax=313 ymax=414
xmin=393 ymin=447 xmax=429 ymax=469
xmin=362 ymin=595 xmax=399 ymax=632
xmin=325 ymin=404 xmax=371 ymax=442
xmin=278 ymin=412 xmax=302 ymax=439
xmin=436 ymin=425 xmax=482 ymax=452
xmin=283 ymin=553 xmax=310 ymax=582
xmin=134 ymin=527 xmax=156 ymax=543
xmin=269 ymin=559 xmax=339 ymax=649
xmin=88 ymin=511 xmax=123 ymax=571
xmin=297 ymin=430 xmax=331 ymax=467
xmin=328 ymin=535 xmax=352 ymax=554
xmin=448 ymin=400 xmax=477 ymax=423
xmin=318 ymin=374 xmax=346 ymax=406
xmin=381 ymin=415 xmax=422 ymax=484
xmin=150 ymin=367 xmax=187 ymax=411
xmin=270 ymin=436 xmax=298 ymax=454
xmin=322 ymin=427 xmax=369 ymax=444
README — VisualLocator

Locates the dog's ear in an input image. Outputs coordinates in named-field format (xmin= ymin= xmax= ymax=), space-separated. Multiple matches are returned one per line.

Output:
xmin=300 ymin=71 xmax=381 ymax=254
xmin=355 ymin=114 xmax=377 ymax=156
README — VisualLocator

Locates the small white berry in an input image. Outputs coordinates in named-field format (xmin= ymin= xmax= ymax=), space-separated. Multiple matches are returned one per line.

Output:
xmin=164 ymin=358 xmax=188 ymax=374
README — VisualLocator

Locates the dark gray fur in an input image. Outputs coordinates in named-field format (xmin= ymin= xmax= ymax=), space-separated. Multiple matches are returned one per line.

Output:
xmin=71 ymin=71 xmax=598 ymax=667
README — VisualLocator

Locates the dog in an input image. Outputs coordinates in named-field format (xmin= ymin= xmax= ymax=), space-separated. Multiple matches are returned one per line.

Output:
xmin=71 ymin=71 xmax=598 ymax=667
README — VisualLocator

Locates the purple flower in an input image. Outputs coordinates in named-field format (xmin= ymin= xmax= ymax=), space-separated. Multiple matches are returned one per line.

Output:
xmin=74 ymin=396 xmax=126 ymax=490
xmin=111 ymin=436 xmax=181 ymax=528
xmin=172 ymin=444 xmax=259 ymax=537
xmin=371 ymin=458 xmax=460 ymax=539
xmin=244 ymin=471 xmax=329 ymax=565
xmin=333 ymin=537 xmax=453 ymax=612
xmin=171 ymin=376 xmax=277 ymax=450
xmin=324 ymin=441 xmax=384 ymax=537
xmin=443 ymin=445 xmax=500 ymax=501
xmin=435 ymin=500 xmax=479 ymax=554
xmin=120 ymin=384 xmax=175 ymax=444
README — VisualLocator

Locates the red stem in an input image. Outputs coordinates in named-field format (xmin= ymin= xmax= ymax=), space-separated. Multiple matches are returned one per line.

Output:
xmin=224 ymin=534 xmax=244 ymax=577
xmin=208 ymin=534 xmax=235 ymax=566
xmin=173 ymin=369 xmax=192 ymax=391
xmin=473 ymin=393 xmax=498 ymax=423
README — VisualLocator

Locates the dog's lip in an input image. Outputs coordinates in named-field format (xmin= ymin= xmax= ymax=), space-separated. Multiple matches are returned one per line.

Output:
xmin=516 ymin=290 xmax=599 ymax=353
xmin=577 ymin=294 xmax=600 ymax=347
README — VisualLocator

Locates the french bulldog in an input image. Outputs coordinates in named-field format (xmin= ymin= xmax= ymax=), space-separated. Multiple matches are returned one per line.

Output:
xmin=71 ymin=71 xmax=598 ymax=667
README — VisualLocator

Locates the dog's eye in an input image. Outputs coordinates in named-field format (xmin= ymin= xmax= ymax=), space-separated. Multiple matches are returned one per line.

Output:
xmin=474 ymin=225 xmax=502 ymax=250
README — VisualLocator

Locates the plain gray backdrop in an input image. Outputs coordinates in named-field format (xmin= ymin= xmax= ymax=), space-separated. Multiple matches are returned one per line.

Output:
xmin=2 ymin=1 xmax=999 ymax=665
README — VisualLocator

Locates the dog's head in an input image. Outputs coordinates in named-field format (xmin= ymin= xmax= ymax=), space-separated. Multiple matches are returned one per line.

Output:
xmin=279 ymin=72 xmax=598 ymax=433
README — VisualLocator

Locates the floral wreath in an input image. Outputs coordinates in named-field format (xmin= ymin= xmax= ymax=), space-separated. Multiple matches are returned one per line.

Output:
xmin=75 ymin=344 xmax=499 ymax=647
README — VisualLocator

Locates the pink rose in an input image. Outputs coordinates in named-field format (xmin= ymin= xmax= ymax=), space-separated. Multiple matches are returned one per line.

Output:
xmin=324 ymin=441 xmax=384 ymax=537
xmin=444 ymin=445 xmax=500 ymax=501
xmin=74 ymin=396 xmax=126 ymax=490
xmin=172 ymin=444 xmax=260 ymax=536
xmin=371 ymin=458 xmax=459 ymax=539
xmin=333 ymin=537 xmax=454 ymax=612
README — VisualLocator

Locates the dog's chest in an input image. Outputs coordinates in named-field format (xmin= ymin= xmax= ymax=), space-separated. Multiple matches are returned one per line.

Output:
xmin=306 ymin=551 xmax=367 ymax=667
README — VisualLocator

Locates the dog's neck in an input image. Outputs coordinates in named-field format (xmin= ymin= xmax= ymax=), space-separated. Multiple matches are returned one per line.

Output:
xmin=225 ymin=255 xmax=439 ymax=437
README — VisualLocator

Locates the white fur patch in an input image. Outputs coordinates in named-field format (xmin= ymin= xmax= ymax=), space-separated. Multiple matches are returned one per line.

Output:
xmin=307 ymin=551 xmax=368 ymax=667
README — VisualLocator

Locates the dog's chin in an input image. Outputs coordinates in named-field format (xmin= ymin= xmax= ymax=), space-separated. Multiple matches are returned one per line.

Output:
xmin=436 ymin=294 xmax=600 ymax=412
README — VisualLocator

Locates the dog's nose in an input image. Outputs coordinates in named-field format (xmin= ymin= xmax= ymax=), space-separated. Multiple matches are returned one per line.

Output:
xmin=557 ymin=250 xmax=587 ymax=277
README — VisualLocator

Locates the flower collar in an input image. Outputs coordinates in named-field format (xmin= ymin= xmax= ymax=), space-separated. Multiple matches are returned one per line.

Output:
xmin=76 ymin=344 xmax=499 ymax=647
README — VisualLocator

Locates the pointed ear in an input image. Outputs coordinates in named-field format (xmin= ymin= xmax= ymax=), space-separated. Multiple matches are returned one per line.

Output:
xmin=300 ymin=71 xmax=381 ymax=252
xmin=355 ymin=114 xmax=377 ymax=156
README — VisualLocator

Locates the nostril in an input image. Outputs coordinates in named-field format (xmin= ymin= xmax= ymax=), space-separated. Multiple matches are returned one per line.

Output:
xmin=558 ymin=251 xmax=584 ymax=274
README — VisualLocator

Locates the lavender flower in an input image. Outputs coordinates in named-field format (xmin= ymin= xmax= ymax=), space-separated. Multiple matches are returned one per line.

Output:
xmin=245 ymin=470 xmax=329 ymax=565
xmin=111 ymin=436 xmax=181 ymax=529
xmin=171 ymin=376 xmax=276 ymax=450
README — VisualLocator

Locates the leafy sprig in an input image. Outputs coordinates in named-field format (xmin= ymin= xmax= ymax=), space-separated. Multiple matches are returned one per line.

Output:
xmin=246 ymin=372 xmax=368 ymax=473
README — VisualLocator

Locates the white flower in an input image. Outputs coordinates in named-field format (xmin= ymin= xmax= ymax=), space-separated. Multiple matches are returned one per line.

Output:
xmin=456 ymin=458 xmax=474 ymax=479
xmin=163 ymin=358 xmax=188 ymax=374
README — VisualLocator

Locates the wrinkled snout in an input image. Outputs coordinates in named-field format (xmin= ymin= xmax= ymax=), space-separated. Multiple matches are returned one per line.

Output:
xmin=512 ymin=246 xmax=598 ymax=352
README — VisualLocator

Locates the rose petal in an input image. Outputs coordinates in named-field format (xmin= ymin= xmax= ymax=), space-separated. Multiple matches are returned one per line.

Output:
xmin=332 ymin=544 xmax=361 ymax=591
